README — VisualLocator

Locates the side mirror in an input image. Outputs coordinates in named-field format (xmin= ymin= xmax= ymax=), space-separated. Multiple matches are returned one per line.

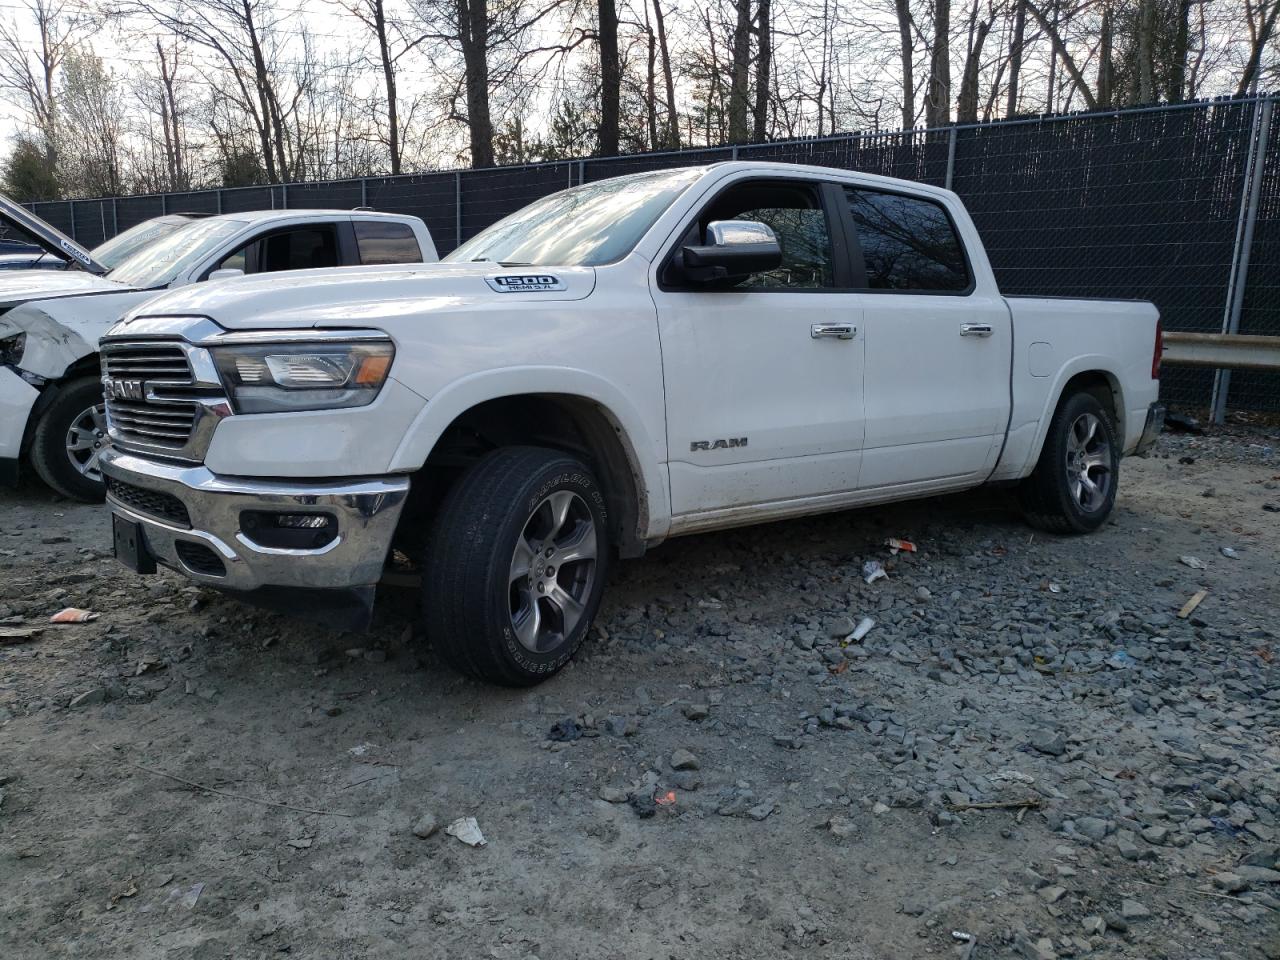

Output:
xmin=207 ymin=267 xmax=244 ymax=282
xmin=680 ymin=220 xmax=781 ymax=283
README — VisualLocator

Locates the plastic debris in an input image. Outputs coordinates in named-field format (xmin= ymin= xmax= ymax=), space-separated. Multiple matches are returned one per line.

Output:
xmin=1220 ymin=546 xmax=1240 ymax=559
xmin=50 ymin=608 xmax=97 ymax=623
xmin=862 ymin=560 xmax=887 ymax=584
xmin=445 ymin=816 xmax=487 ymax=847
xmin=952 ymin=931 xmax=973 ymax=943
xmin=1177 ymin=589 xmax=1208 ymax=619
xmin=654 ymin=790 xmax=677 ymax=807
xmin=1178 ymin=555 xmax=1207 ymax=570
xmin=885 ymin=538 xmax=917 ymax=554
xmin=285 ymin=836 xmax=314 ymax=849
xmin=847 ymin=617 xmax=875 ymax=643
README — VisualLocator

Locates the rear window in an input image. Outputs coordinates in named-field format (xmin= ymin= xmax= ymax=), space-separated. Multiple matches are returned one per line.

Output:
xmin=845 ymin=187 xmax=969 ymax=292
xmin=355 ymin=220 xmax=422 ymax=265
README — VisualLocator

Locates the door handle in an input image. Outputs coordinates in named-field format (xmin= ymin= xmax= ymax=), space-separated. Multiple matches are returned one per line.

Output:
xmin=811 ymin=323 xmax=856 ymax=340
xmin=960 ymin=322 xmax=994 ymax=338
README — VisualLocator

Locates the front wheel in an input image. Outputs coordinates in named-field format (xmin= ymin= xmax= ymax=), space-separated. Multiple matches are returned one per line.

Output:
xmin=422 ymin=446 xmax=610 ymax=686
xmin=1020 ymin=390 xmax=1119 ymax=534
xmin=29 ymin=376 xmax=109 ymax=502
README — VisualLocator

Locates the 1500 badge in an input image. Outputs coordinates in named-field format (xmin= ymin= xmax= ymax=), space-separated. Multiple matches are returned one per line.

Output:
xmin=691 ymin=437 xmax=748 ymax=451
xmin=485 ymin=274 xmax=566 ymax=292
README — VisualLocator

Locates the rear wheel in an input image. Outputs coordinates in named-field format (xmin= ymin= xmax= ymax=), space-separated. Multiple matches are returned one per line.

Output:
xmin=29 ymin=377 xmax=108 ymax=502
xmin=1020 ymin=390 xmax=1118 ymax=534
xmin=422 ymin=446 xmax=609 ymax=686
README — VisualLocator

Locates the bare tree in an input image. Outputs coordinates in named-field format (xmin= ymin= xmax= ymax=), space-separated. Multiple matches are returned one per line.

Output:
xmin=752 ymin=0 xmax=772 ymax=140
xmin=893 ymin=0 xmax=916 ymax=127
xmin=598 ymin=0 xmax=620 ymax=154
xmin=1236 ymin=0 xmax=1280 ymax=94
xmin=925 ymin=0 xmax=952 ymax=126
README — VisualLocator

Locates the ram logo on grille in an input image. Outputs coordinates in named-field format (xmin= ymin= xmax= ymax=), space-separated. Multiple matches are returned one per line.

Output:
xmin=104 ymin=378 xmax=146 ymax=401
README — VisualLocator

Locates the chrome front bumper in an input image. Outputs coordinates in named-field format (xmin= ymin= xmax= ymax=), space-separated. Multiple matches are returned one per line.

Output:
xmin=1135 ymin=401 xmax=1165 ymax=456
xmin=100 ymin=447 xmax=409 ymax=592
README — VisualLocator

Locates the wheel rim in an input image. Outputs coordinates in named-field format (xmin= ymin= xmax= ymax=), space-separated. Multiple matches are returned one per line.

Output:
xmin=1064 ymin=411 xmax=1112 ymax=513
xmin=508 ymin=490 xmax=598 ymax=654
xmin=65 ymin=403 xmax=108 ymax=482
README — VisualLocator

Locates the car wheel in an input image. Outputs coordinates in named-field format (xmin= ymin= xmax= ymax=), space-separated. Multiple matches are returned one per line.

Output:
xmin=423 ymin=446 xmax=610 ymax=686
xmin=1020 ymin=390 xmax=1119 ymax=535
xmin=29 ymin=376 xmax=109 ymax=502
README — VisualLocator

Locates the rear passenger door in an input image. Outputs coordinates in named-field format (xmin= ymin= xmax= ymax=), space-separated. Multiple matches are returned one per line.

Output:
xmin=844 ymin=186 xmax=1011 ymax=491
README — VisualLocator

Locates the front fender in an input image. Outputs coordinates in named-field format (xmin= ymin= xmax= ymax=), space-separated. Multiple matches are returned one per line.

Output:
xmin=387 ymin=365 xmax=671 ymax=539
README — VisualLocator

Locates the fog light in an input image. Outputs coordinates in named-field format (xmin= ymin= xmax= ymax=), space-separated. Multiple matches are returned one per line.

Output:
xmin=277 ymin=514 xmax=332 ymax=529
xmin=240 ymin=511 xmax=338 ymax=550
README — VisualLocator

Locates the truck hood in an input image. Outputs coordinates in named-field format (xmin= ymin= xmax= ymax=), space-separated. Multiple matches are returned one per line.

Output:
xmin=0 ymin=269 xmax=131 ymax=309
xmin=0 ymin=194 xmax=108 ymax=274
xmin=118 ymin=262 xmax=597 ymax=331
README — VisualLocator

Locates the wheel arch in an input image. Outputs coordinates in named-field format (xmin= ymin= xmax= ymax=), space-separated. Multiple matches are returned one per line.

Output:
xmin=1026 ymin=362 xmax=1125 ymax=470
xmin=390 ymin=370 xmax=668 ymax=556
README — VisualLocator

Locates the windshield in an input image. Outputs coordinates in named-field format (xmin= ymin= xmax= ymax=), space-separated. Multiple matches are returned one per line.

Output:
xmin=445 ymin=167 xmax=704 ymax=267
xmin=92 ymin=216 xmax=191 ymax=270
xmin=107 ymin=218 xmax=245 ymax=288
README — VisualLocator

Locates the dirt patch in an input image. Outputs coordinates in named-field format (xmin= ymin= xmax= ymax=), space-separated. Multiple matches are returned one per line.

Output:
xmin=1 ymin=428 xmax=1278 ymax=959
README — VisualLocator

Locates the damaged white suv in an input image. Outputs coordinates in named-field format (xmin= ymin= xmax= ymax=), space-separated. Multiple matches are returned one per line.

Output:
xmin=0 ymin=198 xmax=435 ymax=500
xmin=100 ymin=162 xmax=1164 ymax=686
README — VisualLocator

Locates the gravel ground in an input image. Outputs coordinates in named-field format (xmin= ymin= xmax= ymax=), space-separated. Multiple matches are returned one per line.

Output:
xmin=2 ymin=428 xmax=1279 ymax=960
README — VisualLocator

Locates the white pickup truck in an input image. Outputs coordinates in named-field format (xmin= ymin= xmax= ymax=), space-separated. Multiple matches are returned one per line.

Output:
xmin=99 ymin=162 xmax=1164 ymax=685
xmin=0 ymin=199 xmax=436 ymax=500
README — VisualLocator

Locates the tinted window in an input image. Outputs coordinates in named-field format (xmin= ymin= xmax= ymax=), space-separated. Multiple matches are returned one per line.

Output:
xmin=845 ymin=188 xmax=968 ymax=292
xmin=261 ymin=227 xmax=338 ymax=272
xmin=694 ymin=180 xmax=834 ymax=289
xmin=355 ymin=220 xmax=422 ymax=265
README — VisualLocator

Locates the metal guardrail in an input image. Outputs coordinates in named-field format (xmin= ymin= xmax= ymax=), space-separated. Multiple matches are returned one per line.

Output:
xmin=1163 ymin=332 xmax=1280 ymax=371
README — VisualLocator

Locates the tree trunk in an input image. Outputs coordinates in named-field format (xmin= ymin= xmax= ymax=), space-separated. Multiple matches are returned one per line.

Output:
xmin=1137 ymin=0 xmax=1156 ymax=104
xmin=894 ymin=0 xmax=915 ymax=128
xmin=644 ymin=7 xmax=658 ymax=150
xmin=726 ymin=0 xmax=753 ymax=142
xmin=752 ymin=0 xmax=771 ymax=141
xmin=1235 ymin=0 xmax=1280 ymax=96
xmin=597 ymin=0 xmax=620 ymax=155
xmin=925 ymin=0 xmax=951 ymax=127
xmin=372 ymin=0 xmax=400 ymax=174
xmin=1097 ymin=5 xmax=1113 ymax=108
xmin=956 ymin=14 xmax=991 ymax=123
xmin=652 ymin=0 xmax=678 ymax=148
xmin=1025 ymin=0 xmax=1098 ymax=110
xmin=1005 ymin=0 xmax=1025 ymax=118
xmin=460 ymin=0 xmax=494 ymax=168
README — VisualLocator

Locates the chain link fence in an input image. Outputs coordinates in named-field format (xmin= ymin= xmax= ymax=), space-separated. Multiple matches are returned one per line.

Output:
xmin=25 ymin=95 xmax=1279 ymax=415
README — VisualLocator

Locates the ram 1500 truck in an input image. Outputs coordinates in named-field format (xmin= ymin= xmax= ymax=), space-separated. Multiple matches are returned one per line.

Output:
xmin=99 ymin=162 xmax=1164 ymax=686
xmin=0 ymin=199 xmax=436 ymax=500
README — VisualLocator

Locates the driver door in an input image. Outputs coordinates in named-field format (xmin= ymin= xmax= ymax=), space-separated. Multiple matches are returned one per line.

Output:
xmin=651 ymin=177 xmax=866 ymax=517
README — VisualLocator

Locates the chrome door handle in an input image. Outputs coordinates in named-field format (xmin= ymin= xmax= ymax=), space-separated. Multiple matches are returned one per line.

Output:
xmin=960 ymin=322 xmax=994 ymax=338
xmin=811 ymin=323 xmax=856 ymax=340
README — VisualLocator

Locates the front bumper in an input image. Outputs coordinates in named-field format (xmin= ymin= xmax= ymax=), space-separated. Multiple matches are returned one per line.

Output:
xmin=1134 ymin=401 xmax=1165 ymax=456
xmin=0 ymin=366 xmax=40 ymax=484
xmin=100 ymin=447 xmax=409 ymax=592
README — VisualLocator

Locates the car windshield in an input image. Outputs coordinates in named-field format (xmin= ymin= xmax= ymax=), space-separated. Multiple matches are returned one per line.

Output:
xmin=445 ymin=167 xmax=704 ymax=267
xmin=107 ymin=218 xmax=245 ymax=288
xmin=91 ymin=217 xmax=191 ymax=270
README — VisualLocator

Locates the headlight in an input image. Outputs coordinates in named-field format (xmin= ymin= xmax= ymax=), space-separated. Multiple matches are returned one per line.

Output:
xmin=0 ymin=332 xmax=25 ymax=366
xmin=211 ymin=340 xmax=394 ymax=414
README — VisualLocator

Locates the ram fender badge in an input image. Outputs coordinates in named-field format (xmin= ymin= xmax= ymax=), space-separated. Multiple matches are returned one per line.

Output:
xmin=485 ymin=274 xmax=567 ymax=293
xmin=691 ymin=438 xmax=748 ymax=452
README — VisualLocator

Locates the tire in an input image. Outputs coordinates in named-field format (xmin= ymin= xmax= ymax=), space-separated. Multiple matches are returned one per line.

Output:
xmin=29 ymin=376 xmax=109 ymax=502
xmin=422 ymin=446 xmax=610 ymax=686
xmin=1020 ymin=390 xmax=1119 ymax=535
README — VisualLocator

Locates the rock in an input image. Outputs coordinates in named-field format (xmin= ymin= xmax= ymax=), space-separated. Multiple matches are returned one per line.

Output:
xmin=412 ymin=812 xmax=439 ymax=839
xmin=1015 ymin=935 xmax=1057 ymax=960
xmin=1141 ymin=825 xmax=1169 ymax=845
xmin=827 ymin=816 xmax=856 ymax=839
xmin=68 ymin=688 xmax=106 ymax=709
xmin=682 ymin=703 xmax=710 ymax=721
xmin=1030 ymin=730 xmax=1067 ymax=756
xmin=1081 ymin=915 xmax=1106 ymax=935
xmin=1213 ymin=872 xmax=1249 ymax=893
xmin=1115 ymin=831 xmax=1148 ymax=861
xmin=1038 ymin=885 xmax=1067 ymax=903
xmin=746 ymin=801 xmax=775 ymax=821
xmin=670 ymin=749 xmax=700 ymax=771
xmin=827 ymin=617 xmax=856 ymax=638
xmin=1076 ymin=817 xmax=1110 ymax=841
xmin=1235 ymin=865 xmax=1280 ymax=884
xmin=1191 ymin=913 xmax=1221 ymax=935
xmin=605 ymin=715 xmax=637 ymax=737
xmin=1120 ymin=899 xmax=1150 ymax=921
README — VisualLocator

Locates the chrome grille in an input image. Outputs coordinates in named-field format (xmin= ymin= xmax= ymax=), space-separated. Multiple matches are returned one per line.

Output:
xmin=101 ymin=342 xmax=197 ymax=451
